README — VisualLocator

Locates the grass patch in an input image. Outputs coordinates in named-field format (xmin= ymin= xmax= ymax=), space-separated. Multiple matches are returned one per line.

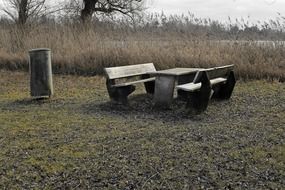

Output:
xmin=0 ymin=70 xmax=284 ymax=189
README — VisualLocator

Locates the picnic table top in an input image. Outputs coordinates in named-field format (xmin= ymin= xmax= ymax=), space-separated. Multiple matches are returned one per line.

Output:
xmin=148 ymin=67 xmax=203 ymax=76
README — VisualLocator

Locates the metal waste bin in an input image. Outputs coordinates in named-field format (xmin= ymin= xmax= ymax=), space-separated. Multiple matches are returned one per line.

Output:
xmin=29 ymin=48 xmax=53 ymax=98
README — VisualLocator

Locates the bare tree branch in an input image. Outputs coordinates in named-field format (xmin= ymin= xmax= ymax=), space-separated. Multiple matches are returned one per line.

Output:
xmin=79 ymin=0 xmax=145 ymax=22
xmin=0 ymin=0 xmax=64 ymax=25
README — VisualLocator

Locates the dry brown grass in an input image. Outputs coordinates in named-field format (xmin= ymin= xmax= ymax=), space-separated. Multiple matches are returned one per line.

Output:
xmin=0 ymin=23 xmax=284 ymax=81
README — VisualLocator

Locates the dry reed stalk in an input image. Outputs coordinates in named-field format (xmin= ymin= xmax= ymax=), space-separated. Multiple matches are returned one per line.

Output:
xmin=0 ymin=24 xmax=284 ymax=81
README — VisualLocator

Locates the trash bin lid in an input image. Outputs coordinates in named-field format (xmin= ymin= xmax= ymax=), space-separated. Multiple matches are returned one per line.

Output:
xmin=29 ymin=48 xmax=51 ymax=53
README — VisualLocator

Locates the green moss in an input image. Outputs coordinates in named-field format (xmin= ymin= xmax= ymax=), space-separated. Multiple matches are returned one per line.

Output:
xmin=0 ymin=70 xmax=284 ymax=189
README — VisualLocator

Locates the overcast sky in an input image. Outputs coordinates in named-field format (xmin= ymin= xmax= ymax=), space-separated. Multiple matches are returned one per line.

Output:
xmin=146 ymin=0 xmax=283 ymax=23
xmin=0 ymin=0 xmax=283 ymax=23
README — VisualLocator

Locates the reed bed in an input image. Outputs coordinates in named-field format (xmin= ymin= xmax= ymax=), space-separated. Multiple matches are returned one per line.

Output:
xmin=0 ymin=18 xmax=284 ymax=81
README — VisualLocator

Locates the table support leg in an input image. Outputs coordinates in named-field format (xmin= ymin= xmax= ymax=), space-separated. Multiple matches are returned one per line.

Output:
xmin=154 ymin=75 xmax=176 ymax=108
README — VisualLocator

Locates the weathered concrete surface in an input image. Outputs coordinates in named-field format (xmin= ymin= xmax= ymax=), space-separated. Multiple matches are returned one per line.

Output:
xmin=29 ymin=48 xmax=53 ymax=98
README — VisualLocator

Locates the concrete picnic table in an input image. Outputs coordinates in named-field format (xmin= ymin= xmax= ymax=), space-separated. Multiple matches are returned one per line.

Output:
xmin=148 ymin=67 xmax=203 ymax=107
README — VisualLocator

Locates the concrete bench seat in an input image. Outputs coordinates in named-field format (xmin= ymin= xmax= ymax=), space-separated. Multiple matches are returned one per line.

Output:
xmin=104 ymin=63 xmax=156 ymax=103
xmin=176 ymin=77 xmax=227 ymax=92
xmin=111 ymin=77 xmax=155 ymax=87
xmin=176 ymin=65 xmax=236 ymax=113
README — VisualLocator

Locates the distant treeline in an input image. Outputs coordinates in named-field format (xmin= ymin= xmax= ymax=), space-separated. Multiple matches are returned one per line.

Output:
xmin=1 ymin=12 xmax=284 ymax=40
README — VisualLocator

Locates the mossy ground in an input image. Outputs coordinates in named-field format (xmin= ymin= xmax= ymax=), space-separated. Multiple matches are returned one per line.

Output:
xmin=0 ymin=70 xmax=284 ymax=189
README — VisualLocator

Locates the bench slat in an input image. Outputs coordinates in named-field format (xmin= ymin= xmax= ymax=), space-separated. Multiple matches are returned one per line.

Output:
xmin=177 ymin=77 xmax=227 ymax=92
xmin=112 ymin=77 xmax=155 ymax=87
xmin=202 ymin=65 xmax=234 ymax=80
xmin=177 ymin=83 xmax=202 ymax=92
xmin=210 ymin=77 xmax=227 ymax=85
xmin=104 ymin=63 xmax=156 ymax=80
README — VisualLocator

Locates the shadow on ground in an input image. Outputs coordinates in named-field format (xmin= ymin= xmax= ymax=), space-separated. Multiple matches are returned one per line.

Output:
xmin=11 ymin=98 xmax=54 ymax=105
xmin=80 ymin=93 xmax=227 ymax=123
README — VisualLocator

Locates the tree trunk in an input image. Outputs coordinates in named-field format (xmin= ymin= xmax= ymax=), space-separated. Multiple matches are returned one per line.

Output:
xmin=81 ymin=0 xmax=97 ymax=22
xmin=18 ymin=0 xmax=28 ymax=25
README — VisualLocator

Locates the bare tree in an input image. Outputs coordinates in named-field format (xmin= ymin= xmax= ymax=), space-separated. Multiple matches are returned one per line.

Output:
xmin=79 ymin=0 xmax=145 ymax=22
xmin=1 ymin=0 xmax=64 ymax=25
xmin=1 ymin=0 xmax=46 ymax=24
